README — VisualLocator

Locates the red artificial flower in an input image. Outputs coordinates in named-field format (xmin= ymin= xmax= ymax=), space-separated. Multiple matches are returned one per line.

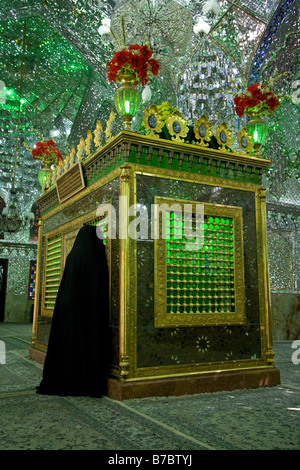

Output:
xmin=107 ymin=44 xmax=159 ymax=86
xmin=52 ymin=147 xmax=63 ymax=162
xmin=149 ymin=58 xmax=160 ymax=75
xmin=247 ymin=82 xmax=259 ymax=93
xmin=266 ymin=95 xmax=280 ymax=111
xmin=233 ymin=96 xmax=242 ymax=105
xmin=32 ymin=148 xmax=39 ymax=159
xmin=235 ymin=106 xmax=245 ymax=118
xmin=129 ymin=53 xmax=142 ymax=71
xmin=35 ymin=141 xmax=46 ymax=152
xmin=32 ymin=141 xmax=47 ymax=159
xmin=107 ymin=49 xmax=132 ymax=81
xmin=129 ymin=44 xmax=152 ymax=60
xmin=233 ymin=96 xmax=245 ymax=116
xmin=245 ymin=97 xmax=260 ymax=108
xmin=31 ymin=139 xmax=63 ymax=165
xmin=115 ymin=49 xmax=131 ymax=67
xmin=251 ymin=88 xmax=265 ymax=101
xmin=233 ymin=80 xmax=281 ymax=117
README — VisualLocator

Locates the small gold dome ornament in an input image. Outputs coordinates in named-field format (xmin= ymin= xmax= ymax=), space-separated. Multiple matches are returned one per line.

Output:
xmin=85 ymin=130 xmax=93 ymax=157
xmin=69 ymin=145 xmax=76 ymax=165
xmin=76 ymin=137 xmax=85 ymax=161
xmin=215 ymin=122 xmax=233 ymax=150
xmin=237 ymin=128 xmax=254 ymax=154
xmin=194 ymin=115 xmax=213 ymax=147
xmin=94 ymin=120 xmax=103 ymax=149
xmin=142 ymin=105 xmax=164 ymax=138
xmin=166 ymin=111 xmax=189 ymax=142
xmin=105 ymin=111 xmax=115 ymax=142
xmin=63 ymin=153 xmax=70 ymax=172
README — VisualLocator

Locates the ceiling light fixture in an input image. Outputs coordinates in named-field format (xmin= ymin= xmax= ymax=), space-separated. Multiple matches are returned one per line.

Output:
xmin=0 ymin=20 xmax=34 ymax=235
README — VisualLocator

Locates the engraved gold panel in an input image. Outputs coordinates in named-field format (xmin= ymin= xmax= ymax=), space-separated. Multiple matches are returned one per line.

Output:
xmin=154 ymin=196 xmax=245 ymax=327
xmin=56 ymin=161 xmax=85 ymax=204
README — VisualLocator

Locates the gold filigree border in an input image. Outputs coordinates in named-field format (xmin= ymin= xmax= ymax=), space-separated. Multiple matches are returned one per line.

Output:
xmin=153 ymin=196 xmax=245 ymax=327
xmin=116 ymin=361 xmax=277 ymax=382
xmin=133 ymin=163 xmax=259 ymax=193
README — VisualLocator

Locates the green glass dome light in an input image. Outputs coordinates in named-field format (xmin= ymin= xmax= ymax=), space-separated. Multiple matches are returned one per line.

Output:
xmin=246 ymin=116 xmax=268 ymax=155
xmin=114 ymin=74 xmax=141 ymax=130
xmin=38 ymin=165 xmax=51 ymax=187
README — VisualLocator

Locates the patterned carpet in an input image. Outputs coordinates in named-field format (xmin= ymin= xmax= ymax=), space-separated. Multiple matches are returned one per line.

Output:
xmin=0 ymin=323 xmax=299 ymax=451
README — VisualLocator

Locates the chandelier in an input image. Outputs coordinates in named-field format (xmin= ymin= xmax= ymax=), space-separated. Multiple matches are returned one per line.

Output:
xmin=0 ymin=19 xmax=34 ymax=234
xmin=0 ymin=190 xmax=34 ymax=234
xmin=109 ymin=0 xmax=194 ymax=66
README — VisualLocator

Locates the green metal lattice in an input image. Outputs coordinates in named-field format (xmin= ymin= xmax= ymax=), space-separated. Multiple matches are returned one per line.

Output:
xmin=166 ymin=212 xmax=235 ymax=315
xmin=44 ymin=236 xmax=62 ymax=310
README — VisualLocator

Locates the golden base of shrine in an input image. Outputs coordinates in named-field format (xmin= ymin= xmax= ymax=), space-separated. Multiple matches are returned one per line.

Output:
xmin=29 ymin=348 xmax=280 ymax=401
xmin=106 ymin=368 xmax=280 ymax=401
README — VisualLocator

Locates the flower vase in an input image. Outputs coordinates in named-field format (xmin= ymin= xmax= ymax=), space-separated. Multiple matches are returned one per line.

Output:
xmin=114 ymin=73 xmax=141 ymax=130
xmin=246 ymin=114 xmax=268 ymax=155
xmin=38 ymin=164 xmax=52 ymax=187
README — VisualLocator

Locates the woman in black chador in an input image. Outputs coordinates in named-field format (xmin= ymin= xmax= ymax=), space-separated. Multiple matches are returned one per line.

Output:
xmin=37 ymin=225 xmax=109 ymax=397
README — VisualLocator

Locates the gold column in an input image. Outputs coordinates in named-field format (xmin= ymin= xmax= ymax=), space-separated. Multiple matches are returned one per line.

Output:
xmin=119 ymin=165 xmax=131 ymax=377
xmin=257 ymin=187 xmax=274 ymax=364
xmin=31 ymin=218 xmax=43 ymax=347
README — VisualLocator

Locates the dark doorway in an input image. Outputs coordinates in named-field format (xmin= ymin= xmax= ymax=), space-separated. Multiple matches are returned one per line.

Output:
xmin=0 ymin=259 xmax=8 ymax=322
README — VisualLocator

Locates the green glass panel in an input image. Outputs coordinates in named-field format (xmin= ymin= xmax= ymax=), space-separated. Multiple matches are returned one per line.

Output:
xmin=165 ymin=212 xmax=235 ymax=315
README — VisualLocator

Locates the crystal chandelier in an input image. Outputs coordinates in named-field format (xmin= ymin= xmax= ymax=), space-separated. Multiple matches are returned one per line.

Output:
xmin=0 ymin=190 xmax=34 ymax=234
xmin=0 ymin=19 xmax=34 ymax=234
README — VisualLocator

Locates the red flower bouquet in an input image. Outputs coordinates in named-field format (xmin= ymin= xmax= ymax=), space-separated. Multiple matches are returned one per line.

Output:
xmin=234 ymin=81 xmax=281 ymax=118
xmin=32 ymin=139 xmax=63 ymax=166
xmin=107 ymin=44 xmax=160 ymax=86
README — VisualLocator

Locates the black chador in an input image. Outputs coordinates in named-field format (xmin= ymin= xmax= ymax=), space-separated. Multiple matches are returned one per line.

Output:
xmin=37 ymin=225 xmax=109 ymax=397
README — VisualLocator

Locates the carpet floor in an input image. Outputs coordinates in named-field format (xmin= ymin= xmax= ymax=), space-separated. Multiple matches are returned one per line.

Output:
xmin=0 ymin=323 xmax=299 ymax=451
